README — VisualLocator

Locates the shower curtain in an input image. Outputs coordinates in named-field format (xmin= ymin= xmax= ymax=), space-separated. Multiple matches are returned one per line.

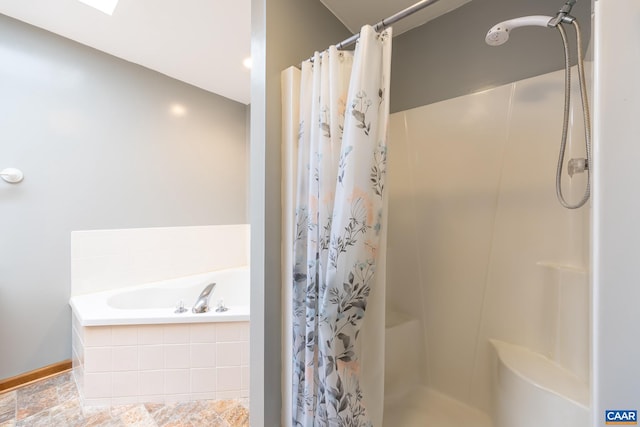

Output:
xmin=282 ymin=25 xmax=392 ymax=427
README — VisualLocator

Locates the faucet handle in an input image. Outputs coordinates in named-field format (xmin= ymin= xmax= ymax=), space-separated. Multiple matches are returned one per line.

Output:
xmin=175 ymin=300 xmax=188 ymax=313
xmin=215 ymin=299 xmax=229 ymax=312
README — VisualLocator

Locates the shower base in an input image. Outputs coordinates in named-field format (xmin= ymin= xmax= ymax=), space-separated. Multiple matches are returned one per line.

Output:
xmin=383 ymin=386 xmax=492 ymax=427
xmin=383 ymin=309 xmax=492 ymax=426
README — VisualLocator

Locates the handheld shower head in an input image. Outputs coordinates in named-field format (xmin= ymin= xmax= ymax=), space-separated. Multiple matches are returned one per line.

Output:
xmin=485 ymin=15 xmax=553 ymax=46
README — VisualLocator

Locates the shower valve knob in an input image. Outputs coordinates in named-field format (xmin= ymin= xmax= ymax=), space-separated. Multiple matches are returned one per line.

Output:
xmin=567 ymin=158 xmax=588 ymax=178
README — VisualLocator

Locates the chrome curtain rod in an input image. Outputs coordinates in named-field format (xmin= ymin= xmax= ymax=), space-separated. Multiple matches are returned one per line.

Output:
xmin=334 ymin=0 xmax=442 ymax=50
xmin=305 ymin=0 xmax=442 ymax=63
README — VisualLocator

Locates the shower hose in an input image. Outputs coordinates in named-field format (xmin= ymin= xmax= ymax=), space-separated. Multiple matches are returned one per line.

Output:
xmin=555 ymin=19 xmax=592 ymax=209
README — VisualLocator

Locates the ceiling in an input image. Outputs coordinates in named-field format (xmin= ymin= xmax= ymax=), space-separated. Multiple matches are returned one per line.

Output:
xmin=0 ymin=0 xmax=252 ymax=104
xmin=0 ymin=0 xmax=470 ymax=106
xmin=322 ymin=0 xmax=471 ymax=36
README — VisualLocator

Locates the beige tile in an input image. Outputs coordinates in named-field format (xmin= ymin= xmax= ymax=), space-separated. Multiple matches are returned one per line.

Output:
xmin=112 ymin=372 xmax=139 ymax=398
xmin=205 ymin=399 xmax=236 ymax=415
xmin=149 ymin=401 xmax=196 ymax=426
xmin=190 ymin=369 xmax=216 ymax=393
xmin=241 ymin=367 xmax=249 ymax=394
xmin=16 ymin=385 xmax=58 ymax=421
xmin=113 ymin=346 xmax=139 ymax=371
xmin=81 ymin=397 xmax=112 ymax=407
xmin=238 ymin=324 xmax=249 ymax=342
xmin=118 ymin=405 xmax=156 ymax=426
xmin=220 ymin=403 xmax=249 ymax=427
xmin=0 ymin=421 xmax=16 ymax=427
xmin=163 ymin=325 xmax=190 ymax=344
xmin=0 ymin=392 xmax=16 ymax=424
xmin=164 ymin=370 xmax=189 ymax=394
xmin=109 ymin=403 xmax=139 ymax=418
xmin=85 ymin=347 xmax=113 ymax=372
xmin=188 ymin=409 xmax=227 ymax=426
xmin=216 ymin=368 xmax=241 ymax=392
xmin=161 ymin=394 xmax=190 ymax=404
xmin=143 ymin=402 xmax=164 ymax=414
xmin=216 ymin=342 xmax=242 ymax=367
xmin=57 ymin=378 xmax=80 ymax=402
xmin=48 ymin=398 xmax=83 ymax=426
xmin=7 ymin=368 xmax=249 ymax=427
xmin=189 ymin=392 xmax=217 ymax=401
xmin=190 ymin=343 xmax=216 ymax=368
xmin=80 ymin=403 xmax=111 ymax=419
xmin=139 ymin=325 xmax=164 ymax=345
xmin=216 ymin=324 xmax=242 ymax=343
xmin=84 ymin=413 xmax=123 ymax=427
xmin=238 ymin=398 xmax=249 ymax=410
xmin=112 ymin=326 xmax=138 ymax=346
xmin=84 ymin=373 xmax=112 ymax=398
xmin=140 ymin=371 xmax=164 ymax=397
xmin=15 ymin=409 xmax=51 ymax=427
xmin=189 ymin=324 xmax=216 ymax=344
xmin=164 ymin=345 xmax=190 ymax=369
xmin=240 ymin=342 xmax=249 ymax=367
xmin=216 ymin=391 xmax=242 ymax=400
xmin=139 ymin=345 xmax=164 ymax=371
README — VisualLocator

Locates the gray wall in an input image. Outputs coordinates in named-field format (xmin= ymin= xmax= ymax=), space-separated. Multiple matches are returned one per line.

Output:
xmin=250 ymin=0 xmax=350 ymax=425
xmin=0 ymin=15 xmax=248 ymax=379
xmin=391 ymin=0 xmax=592 ymax=112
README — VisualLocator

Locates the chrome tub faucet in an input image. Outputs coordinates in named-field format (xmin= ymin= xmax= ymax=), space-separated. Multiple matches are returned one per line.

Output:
xmin=192 ymin=283 xmax=216 ymax=313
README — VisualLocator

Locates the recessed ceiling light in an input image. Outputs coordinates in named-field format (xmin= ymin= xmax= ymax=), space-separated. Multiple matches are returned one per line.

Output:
xmin=242 ymin=57 xmax=252 ymax=69
xmin=77 ymin=0 xmax=120 ymax=15
xmin=170 ymin=103 xmax=187 ymax=117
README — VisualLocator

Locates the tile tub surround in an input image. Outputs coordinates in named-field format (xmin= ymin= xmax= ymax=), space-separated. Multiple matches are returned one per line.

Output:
xmin=0 ymin=371 xmax=249 ymax=427
xmin=72 ymin=316 xmax=250 ymax=406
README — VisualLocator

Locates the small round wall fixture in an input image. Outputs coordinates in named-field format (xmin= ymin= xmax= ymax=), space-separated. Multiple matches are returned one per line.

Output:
xmin=0 ymin=168 xmax=24 ymax=184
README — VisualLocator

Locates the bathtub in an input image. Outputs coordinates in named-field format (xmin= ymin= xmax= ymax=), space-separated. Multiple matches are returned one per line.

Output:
xmin=70 ymin=266 xmax=250 ymax=406
xmin=70 ymin=266 xmax=250 ymax=326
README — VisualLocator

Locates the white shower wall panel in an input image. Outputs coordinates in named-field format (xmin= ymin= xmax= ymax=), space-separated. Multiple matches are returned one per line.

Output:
xmin=387 ymin=67 xmax=589 ymax=414
xmin=469 ymin=69 xmax=589 ymax=413
xmin=388 ymin=83 xmax=513 ymax=403
xmin=386 ymin=112 xmax=425 ymax=370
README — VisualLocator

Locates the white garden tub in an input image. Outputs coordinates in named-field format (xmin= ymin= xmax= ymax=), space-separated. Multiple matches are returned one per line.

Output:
xmin=70 ymin=266 xmax=250 ymax=326
xmin=69 ymin=266 xmax=250 ymax=405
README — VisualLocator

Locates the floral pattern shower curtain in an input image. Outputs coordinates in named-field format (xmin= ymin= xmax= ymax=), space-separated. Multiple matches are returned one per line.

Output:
xmin=291 ymin=25 xmax=392 ymax=426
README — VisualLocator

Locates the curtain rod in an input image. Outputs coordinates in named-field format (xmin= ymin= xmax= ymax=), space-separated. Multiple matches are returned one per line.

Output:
xmin=305 ymin=0 xmax=443 ymax=63
xmin=335 ymin=0 xmax=442 ymax=50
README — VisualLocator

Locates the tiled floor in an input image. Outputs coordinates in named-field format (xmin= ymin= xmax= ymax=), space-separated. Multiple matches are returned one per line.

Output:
xmin=0 ymin=371 xmax=249 ymax=427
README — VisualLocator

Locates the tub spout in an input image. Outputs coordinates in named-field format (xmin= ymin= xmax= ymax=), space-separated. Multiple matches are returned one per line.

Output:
xmin=192 ymin=283 xmax=216 ymax=313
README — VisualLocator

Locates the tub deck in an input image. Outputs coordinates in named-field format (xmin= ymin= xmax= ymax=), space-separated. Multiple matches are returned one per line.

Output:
xmin=70 ymin=267 xmax=250 ymax=326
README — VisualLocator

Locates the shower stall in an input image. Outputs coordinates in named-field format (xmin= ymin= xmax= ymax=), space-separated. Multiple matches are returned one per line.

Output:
xmin=282 ymin=1 xmax=591 ymax=425
xmin=260 ymin=0 xmax=640 ymax=425
xmin=384 ymin=63 xmax=590 ymax=426
xmin=383 ymin=1 xmax=591 ymax=425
